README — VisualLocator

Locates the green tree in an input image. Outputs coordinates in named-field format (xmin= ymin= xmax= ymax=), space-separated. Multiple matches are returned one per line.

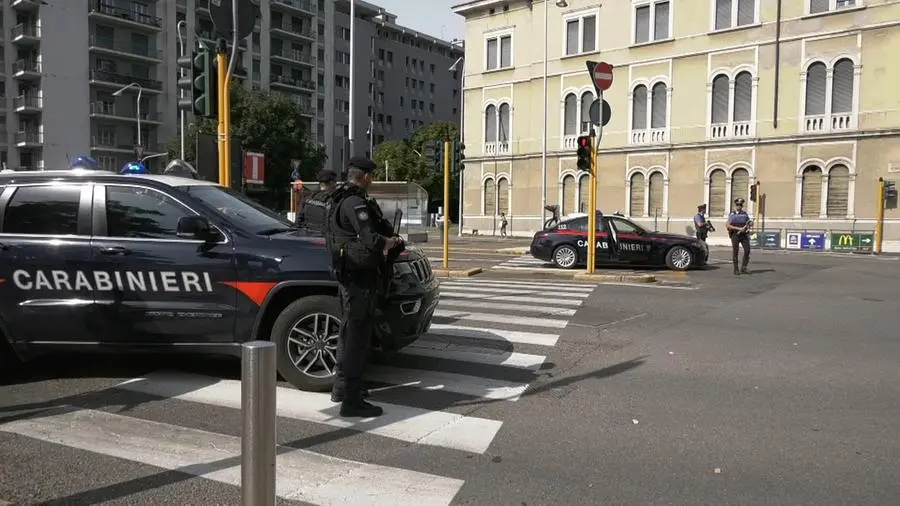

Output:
xmin=167 ymin=84 xmax=326 ymax=191
xmin=371 ymin=140 xmax=417 ymax=182
xmin=404 ymin=121 xmax=462 ymax=220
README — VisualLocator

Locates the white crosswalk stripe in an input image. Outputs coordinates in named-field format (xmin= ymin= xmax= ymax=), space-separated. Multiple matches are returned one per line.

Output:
xmin=492 ymin=255 xmax=554 ymax=270
xmin=0 ymin=277 xmax=595 ymax=505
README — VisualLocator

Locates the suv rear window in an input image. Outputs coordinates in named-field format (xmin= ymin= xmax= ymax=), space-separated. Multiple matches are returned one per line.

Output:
xmin=3 ymin=185 xmax=81 ymax=236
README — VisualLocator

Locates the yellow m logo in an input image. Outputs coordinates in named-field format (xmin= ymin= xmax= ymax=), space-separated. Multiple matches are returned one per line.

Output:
xmin=837 ymin=234 xmax=854 ymax=246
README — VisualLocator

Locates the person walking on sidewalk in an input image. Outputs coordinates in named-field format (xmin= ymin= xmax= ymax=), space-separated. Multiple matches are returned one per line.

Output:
xmin=499 ymin=212 xmax=508 ymax=237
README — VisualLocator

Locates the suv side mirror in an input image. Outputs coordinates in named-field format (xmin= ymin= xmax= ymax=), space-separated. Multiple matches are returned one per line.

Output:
xmin=177 ymin=216 xmax=214 ymax=240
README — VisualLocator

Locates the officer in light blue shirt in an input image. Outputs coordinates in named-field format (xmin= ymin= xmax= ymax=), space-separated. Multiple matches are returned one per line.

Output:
xmin=693 ymin=204 xmax=711 ymax=242
xmin=726 ymin=198 xmax=752 ymax=275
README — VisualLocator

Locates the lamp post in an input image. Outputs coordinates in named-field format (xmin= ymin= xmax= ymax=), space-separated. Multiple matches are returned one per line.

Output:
xmin=542 ymin=0 xmax=568 ymax=225
xmin=176 ymin=20 xmax=187 ymax=160
xmin=366 ymin=117 xmax=374 ymax=157
xmin=450 ymin=41 xmax=464 ymax=237
xmin=113 ymin=82 xmax=144 ymax=157
xmin=348 ymin=0 xmax=357 ymax=157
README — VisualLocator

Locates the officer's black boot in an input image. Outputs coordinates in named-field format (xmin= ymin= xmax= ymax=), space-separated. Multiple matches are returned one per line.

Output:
xmin=330 ymin=388 xmax=369 ymax=403
xmin=733 ymin=266 xmax=740 ymax=275
xmin=340 ymin=393 xmax=383 ymax=418
xmin=741 ymin=266 xmax=749 ymax=274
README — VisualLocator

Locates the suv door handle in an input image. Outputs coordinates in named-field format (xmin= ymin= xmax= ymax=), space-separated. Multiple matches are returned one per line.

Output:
xmin=99 ymin=246 xmax=131 ymax=256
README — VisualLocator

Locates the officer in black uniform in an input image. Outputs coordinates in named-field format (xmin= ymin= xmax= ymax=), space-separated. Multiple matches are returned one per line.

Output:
xmin=725 ymin=197 xmax=753 ymax=275
xmin=296 ymin=169 xmax=337 ymax=233
xmin=327 ymin=157 xmax=401 ymax=418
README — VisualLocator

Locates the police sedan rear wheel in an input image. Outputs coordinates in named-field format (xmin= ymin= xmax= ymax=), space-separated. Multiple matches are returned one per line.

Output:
xmin=553 ymin=245 xmax=578 ymax=269
xmin=272 ymin=295 xmax=342 ymax=391
xmin=666 ymin=246 xmax=694 ymax=271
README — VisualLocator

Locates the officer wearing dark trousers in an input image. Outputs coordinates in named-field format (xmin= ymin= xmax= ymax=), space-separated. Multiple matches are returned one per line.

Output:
xmin=726 ymin=198 xmax=752 ymax=275
xmin=327 ymin=157 xmax=400 ymax=418
xmin=296 ymin=169 xmax=337 ymax=232
xmin=693 ymin=203 xmax=711 ymax=242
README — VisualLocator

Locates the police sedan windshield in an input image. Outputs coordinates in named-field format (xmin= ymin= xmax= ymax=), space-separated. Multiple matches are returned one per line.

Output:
xmin=179 ymin=185 xmax=294 ymax=234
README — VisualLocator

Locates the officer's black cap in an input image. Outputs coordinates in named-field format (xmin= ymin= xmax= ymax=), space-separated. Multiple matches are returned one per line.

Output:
xmin=734 ymin=198 xmax=745 ymax=205
xmin=316 ymin=169 xmax=337 ymax=183
xmin=697 ymin=203 xmax=707 ymax=209
xmin=347 ymin=157 xmax=376 ymax=173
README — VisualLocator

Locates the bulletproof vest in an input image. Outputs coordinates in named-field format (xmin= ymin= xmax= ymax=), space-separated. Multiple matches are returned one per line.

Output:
xmin=325 ymin=184 xmax=377 ymax=276
xmin=300 ymin=189 xmax=332 ymax=233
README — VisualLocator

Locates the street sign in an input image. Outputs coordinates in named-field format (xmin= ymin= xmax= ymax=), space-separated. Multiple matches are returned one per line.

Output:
xmin=586 ymin=61 xmax=614 ymax=92
xmin=800 ymin=231 xmax=826 ymax=250
xmin=830 ymin=231 xmax=875 ymax=253
xmin=589 ymin=99 xmax=612 ymax=127
xmin=209 ymin=0 xmax=260 ymax=40
xmin=750 ymin=231 xmax=781 ymax=249
xmin=786 ymin=231 xmax=801 ymax=249
xmin=244 ymin=151 xmax=265 ymax=184
xmin=858 ymin=232 xmax=874 ymax=252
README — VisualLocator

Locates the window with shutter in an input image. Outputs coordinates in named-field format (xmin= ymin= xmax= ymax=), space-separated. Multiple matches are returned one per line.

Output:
xmin=831 ymin=58 xmax=854 ymax=114
xmin=651 ymin=83 xmax=667 ymax=128
xmin=709 ymin=169 xmax=727 ymax=215
xmin=565 ymin=20 xmax=579 ymax=55
xmin=809 ymin=0 xmax=829 ymax=13
xmin=632 ymin=85 xmax=648 ymax=129
xmin=484 ymin=105 xmax=497 ymax=142
xmin=634 ymin=6 xmax=650 ymax=44
xmin=737 ymin=0 xmax=755 ymax=25
xmin=801 ymin=167 xmax=823 ymax=217
xmin=498 ymin=103 xmax=510 ymax=142
xmin=733 ymin=72 xmax=752 ymax=122
xmin=826 ymin=165 xmax=850 ymax=217
xmin=486 ymin=39 xmax=498 ymax=70
xmin=578 ymin=174 xmax=590 ymax=213
xmin=715 ymin=0 xmax=733 ymax=30
xmin=654 ymin=2 xmax=669 ymax=40
xmin=582 ymin=15 xmax=596 ymax=52
xmin=805 ymin=63 xmax=827 ymax=115
xmin=648 ymin=171 xmax=664 ymax=217
xmin=499 ymin=36 xmax=512 ymax=68
xmin=711 ymin=75 xmax=729 ymax=124
xmin=629 ymin=173 xmax=645 ymax=216
xmin=730 ymin=168 xmax=749 ymax=204
xmin=497 ymin=178 xmax=509 ymax=215
xmin=564 ymin=93 xmax=577 ymax=135
xmin=580 ymin=91 xmax=593 ymax=134
xmin=483 ymin=178 xmax=496 ymax=214
xmin=562 ymin=175 xmax=576 ymax=215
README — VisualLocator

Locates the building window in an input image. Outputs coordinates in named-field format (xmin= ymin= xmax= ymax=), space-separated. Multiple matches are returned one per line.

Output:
xmin=801 ymin=166 xmax=823 ymax=217
xmin=648 ymin=171 xmax=665 ymax=217
xmin=562 ymin=174 xmax=576 ymax=215
xmin=709 ymin=70 xmax=755 ymax=138
xmin=629 ymin=173 xmax=645 ymax=216
xmin=826 ymin=165 xmax=851 ymax=217
xmin=483 ymin=177 xmax=496 ymax=214
xmin=578 ymin=174 xmax=590 ymax=213
xmin=497 ymin=177 xmax=510 ymax=215
xmin=809 ymin=0 xmax=857 ymax=15
xmin=630 ymin=82 xmax=668 ymax=144
xmin=485 ymin=33 xmax=512 ymax=70
xmin=564 ymin=13 xmax=597 ymax=55
xmin=633 ymin=0 xmax=670 ymax=45
xmin=803 ymin=58 xmax=856 ymax=133
xmin=708 ymin=169 xmax=727 ymax=216
xmin=563 ymin=90 xmax=594 ymax=143
xmin=483 ymin=102 xmax=511 ymax=155
xmin=730 ymin=168 xmax=750 ymax=205
xmin=713 ymin=0 xmax=756 ymax=31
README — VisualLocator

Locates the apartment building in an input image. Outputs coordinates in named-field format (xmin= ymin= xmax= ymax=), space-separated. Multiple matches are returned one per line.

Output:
xmin=453 ymin=0 xmax=900 ymax=249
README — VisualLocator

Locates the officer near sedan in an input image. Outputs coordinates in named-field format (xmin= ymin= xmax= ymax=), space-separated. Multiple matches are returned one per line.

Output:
xmin=296 ymin=169 xmax=338 ymax=233
xmin=327 ymin=156 xmax=402 ymax=418
xmin=693 ymin=203 xmax=713 ymax=243
xmin=725 ymin=197 xmax=753 ymax=275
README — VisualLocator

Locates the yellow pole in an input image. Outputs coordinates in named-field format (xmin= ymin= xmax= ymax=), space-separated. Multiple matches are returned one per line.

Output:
xmin=216 ymin=51 xmax=227 ymax=186
xmin=223 ymin=72 xmax=232 ymax=188
xmin=875 ymin=178 xmax=885 ymax=254
xmin=586 ymin=135 xmax=597 ymax=274
xmin=442 ymin=139 xmax=451 ymax=270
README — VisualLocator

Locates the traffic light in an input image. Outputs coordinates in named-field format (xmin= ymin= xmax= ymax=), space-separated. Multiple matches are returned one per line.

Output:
xmin=576 ymin=135 xmax=591 ymax=172
xmin=453 ymin=140 xmax=465 ymax=172
xmin=423 ymin=140 xmax=441 ymax=170
xmin=192 ymin=48 xmax=217 ymax=118
xmin=176 ymin=52 xmax=194 ymax=113
xmin=750 ymin=182 xmax=758 ymax=202
xmin=885 ymin=180 xmax=897 ymax=209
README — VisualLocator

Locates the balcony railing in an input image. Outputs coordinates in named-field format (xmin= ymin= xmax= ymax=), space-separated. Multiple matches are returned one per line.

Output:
xmin=89 ymin=0 xmax=162 ymax=28
xmin=272 ymin=23 xmax=315 ymax=39
xmin=484 ymin=141 xmax=510 ymax=156
xmin=15 ymin=130 xmax=41 ymax=144
xmin=89 ymin=35 xmax=162 ymax=59
xmin=14 ymin=95 xmax=40 ymax=109
xmin=709 ymin=121 xmax=753 ymax=139
xmin=10 ymin=23 xmax=39 ymax=40
xmin=272 ymin=0 xmax=315 ymax=13
xmin=804 ymin=113 xmax=854 ymax=133
xmin=271 ymin=48 xmax=312 ymax=64
xmin=270 ymin=74 xmax=315 ymax=90
xmin=89 ymin=69 xmax=163 ymax=90
xmin=630 ymin=127 xmax=668 ymax=144
xmin=13 ymin=59 xmax=41 ymax=74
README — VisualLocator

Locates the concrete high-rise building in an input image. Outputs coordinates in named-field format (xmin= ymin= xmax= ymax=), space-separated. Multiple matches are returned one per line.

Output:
xmin=0 ymin=0 xmax=461 ymax=174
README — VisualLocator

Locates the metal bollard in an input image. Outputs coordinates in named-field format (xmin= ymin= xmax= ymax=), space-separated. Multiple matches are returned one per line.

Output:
xmin=241 ymin=341 xmax=277 ymax=506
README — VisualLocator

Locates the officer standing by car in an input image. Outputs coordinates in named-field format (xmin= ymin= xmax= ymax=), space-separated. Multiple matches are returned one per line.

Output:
xmin=327 ymin=157 xmax=401 ymax=417
xmin=296 ymin=169 xmax=337 ymax=233
xmin=693 ymin=203 xmax=712 ymax=242
xmin=725 ymin=197 xmax=753 ymax=275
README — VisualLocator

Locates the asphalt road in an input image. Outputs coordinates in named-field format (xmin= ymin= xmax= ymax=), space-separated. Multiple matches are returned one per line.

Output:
xmin=2 ymin=252 xmax=899 ymax=504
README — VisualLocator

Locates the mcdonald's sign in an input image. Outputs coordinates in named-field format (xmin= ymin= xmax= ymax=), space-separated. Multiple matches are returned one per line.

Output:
xmin=830 ymin=231 xmax=873 ymax=252
xmin=837 ymin=234 xmax=854 ymax=246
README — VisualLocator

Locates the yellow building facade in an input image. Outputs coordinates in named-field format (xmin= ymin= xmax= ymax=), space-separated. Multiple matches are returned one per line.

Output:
xmin=453 ymin=0 xmax=900 ymax=250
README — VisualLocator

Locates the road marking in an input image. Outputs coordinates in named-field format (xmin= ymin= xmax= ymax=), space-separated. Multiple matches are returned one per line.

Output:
xmin=599 ymin=282 xmax=697 ymax=290
xmin=437 ymin=298 xmax=576 ymax=316
xmin=403 ymin=340 xmax=546 ymax=370
xmin=117 ymin=373 xmax=502 ymax=454
xmin=446 ymin=278 xmax=597 ymax=291
xmin=428 ymin=323 xmax=559 ymax=346
xmin=0 ymin=408 xmax=463 ymax=506
xmin=439 ymin=291 xmax=585 ymax=306
xmin=437 ymin=285 xmax=590 ymax=297
xmin=433 ymin=309 xmax=569 ymax=328
xmin=366 ymin=366 xmax=529 ymax=401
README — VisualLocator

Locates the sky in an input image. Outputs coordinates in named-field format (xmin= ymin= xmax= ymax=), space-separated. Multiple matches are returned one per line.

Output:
xmin=373 ymin=0 xmax=466 ymax=42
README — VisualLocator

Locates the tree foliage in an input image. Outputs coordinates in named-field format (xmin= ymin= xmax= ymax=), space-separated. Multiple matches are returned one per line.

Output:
xmin=167 ymin=84 xmax=326 ymax=190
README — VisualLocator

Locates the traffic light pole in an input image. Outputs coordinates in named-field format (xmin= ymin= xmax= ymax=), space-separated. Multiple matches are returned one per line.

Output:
xmin=586 ymin=133 xmax=597 ymax=274
xmin=875 ymin=178 xmax=885 ymax=254
xmin=216 ymin=40 xmax=228 ymax=186
xmin=443 ymin=138 xmax=452 ymax=270
xmin=753 ymin=182 xmax=761 ymax=230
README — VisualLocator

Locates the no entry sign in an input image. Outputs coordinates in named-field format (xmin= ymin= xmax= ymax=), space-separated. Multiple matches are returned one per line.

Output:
xmin=591 ymin=61 xmax=614 ymax=91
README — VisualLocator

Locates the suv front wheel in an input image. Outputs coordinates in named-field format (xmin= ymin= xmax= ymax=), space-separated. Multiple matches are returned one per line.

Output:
xmin=272 ymin=295 xmax=342 ymax=391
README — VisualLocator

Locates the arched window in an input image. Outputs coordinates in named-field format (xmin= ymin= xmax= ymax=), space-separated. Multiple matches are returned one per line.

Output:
xmin=711 ymin=74 xmax=729 ymax=124
xmin=805 ymin=62 xmax=827 ymax=117
xmin=563 ymin=93 xmax=578 ymax=136
xmin=561 ymin=175 xmax=576 ymax=215
xmin=801 ymin=166 xmax=823 ymax=218
xmin=708 ymin=169 xmax=727 ymax=215
xmin=826 ymin=164 xmax=850 ymax=217
xmin=831 ymin=58 xmax=854 ymax=115
xmin=578 ymin=173 xmax=590 ymax=213
xmin=498 ymin=103 xmax=510 ymax=143
xmin=733 ymin=72 xmax=753 ymax=122
xmin=579 ymin=91 xmax=594 ymax=134
xmin=483 ymin=178 xmax=496 ymax=214
xmin=648 ymin=171 xmax=664 ymax=217
xmin=629 ymin=172 xmax=645 ymax=216
xmin=730 ymin=168 xmax=750 ymax=205
xmin=497 ymin=177 xmax=510 ymax=215
xmin=650 ymin=83 xmax=667 ymax=129
xmin=484 ymin=105 xmax=497 ymax=142
xmin=632 ymin=85 xmax=648 ymax=130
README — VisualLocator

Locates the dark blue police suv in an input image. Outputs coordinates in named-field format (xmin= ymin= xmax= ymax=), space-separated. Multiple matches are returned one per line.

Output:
xmin=0 ymin=170 xmax=439 ymax=391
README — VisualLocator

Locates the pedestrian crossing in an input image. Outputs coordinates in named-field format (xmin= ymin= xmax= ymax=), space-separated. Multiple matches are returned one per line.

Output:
xmin=492 ymin=255 xmax=555 ymax=270
xmin=0 ymin=277 xmax=596 ymax=505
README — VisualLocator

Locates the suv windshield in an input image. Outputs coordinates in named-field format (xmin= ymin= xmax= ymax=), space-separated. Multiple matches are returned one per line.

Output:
xmin=179 ymin=185 xmax=293 ymax=234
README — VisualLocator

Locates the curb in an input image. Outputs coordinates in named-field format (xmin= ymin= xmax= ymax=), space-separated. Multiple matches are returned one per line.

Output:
xmin=573 ymin=273 xmax=657 ymax=283
xmin=433 ymin=267 xmax=483 ymax=277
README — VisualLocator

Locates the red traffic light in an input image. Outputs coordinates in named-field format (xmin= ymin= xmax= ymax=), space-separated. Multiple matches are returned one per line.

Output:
xmin=577 ymin=135 xmax=590 ymax=148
